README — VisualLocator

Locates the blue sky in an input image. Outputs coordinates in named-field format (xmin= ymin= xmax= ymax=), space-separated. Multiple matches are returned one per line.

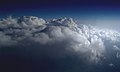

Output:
xmin=0 ymin=0 xmax=120 ymax=17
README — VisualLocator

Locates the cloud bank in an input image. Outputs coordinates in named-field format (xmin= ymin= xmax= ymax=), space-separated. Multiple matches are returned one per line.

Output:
xmin=0 ymin=16 xmax=120 ymax=72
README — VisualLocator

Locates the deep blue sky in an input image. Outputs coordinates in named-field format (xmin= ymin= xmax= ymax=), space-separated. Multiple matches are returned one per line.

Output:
xmin=0 ymin=0 xmax=120 ymax=17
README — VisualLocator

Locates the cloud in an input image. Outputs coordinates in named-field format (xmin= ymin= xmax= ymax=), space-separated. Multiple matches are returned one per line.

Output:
xmin=0 ymin=16 xmax=120 ymax=72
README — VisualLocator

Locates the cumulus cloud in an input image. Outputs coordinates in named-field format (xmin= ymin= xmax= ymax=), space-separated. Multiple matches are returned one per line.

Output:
xmin=0 ymin=16 xmax=120 ymax=72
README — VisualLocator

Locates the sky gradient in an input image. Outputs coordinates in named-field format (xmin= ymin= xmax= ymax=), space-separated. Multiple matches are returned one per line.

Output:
xmin=0 ymin=0 xmax=120 ymax=16
xmin=1 ymin=0 xmax=120 ymax=72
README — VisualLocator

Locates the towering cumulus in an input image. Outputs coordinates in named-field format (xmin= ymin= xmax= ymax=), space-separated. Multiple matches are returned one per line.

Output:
xmin=0 ymin=16 xmax=120 ymax=72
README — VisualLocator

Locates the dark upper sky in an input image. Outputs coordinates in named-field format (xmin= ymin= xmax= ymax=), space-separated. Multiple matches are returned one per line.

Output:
xmin=0 ymin=0 xmax=120 ymax=19
xmin=1 ymin=0 xmax=120 ymax=13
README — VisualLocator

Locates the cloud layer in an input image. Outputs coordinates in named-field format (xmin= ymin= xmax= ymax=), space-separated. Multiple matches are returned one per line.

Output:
xmin=0 ymin=16 xmax=120 ymax=72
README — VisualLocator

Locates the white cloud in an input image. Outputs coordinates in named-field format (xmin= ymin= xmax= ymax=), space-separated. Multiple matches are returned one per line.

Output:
xmin=0 ymin=16 xmax=120 ymax=65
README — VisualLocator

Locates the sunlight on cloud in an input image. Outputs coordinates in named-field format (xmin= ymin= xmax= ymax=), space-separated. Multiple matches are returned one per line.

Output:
xmin=0 ymin=16 xmax=120 ymax=71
